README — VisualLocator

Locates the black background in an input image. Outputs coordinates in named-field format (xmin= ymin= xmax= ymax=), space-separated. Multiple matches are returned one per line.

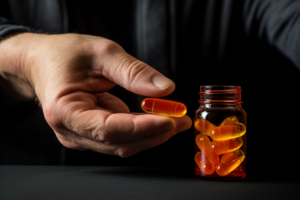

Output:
xmin=1 ymin=0 xmax=300 ymax=169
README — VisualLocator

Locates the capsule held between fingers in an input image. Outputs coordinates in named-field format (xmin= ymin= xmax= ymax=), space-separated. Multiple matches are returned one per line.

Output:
xmin=141 ymin=98 xmax=187 ymax=117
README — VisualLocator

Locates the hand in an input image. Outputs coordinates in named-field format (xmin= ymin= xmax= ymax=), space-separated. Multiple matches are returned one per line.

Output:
xmin=0 ymin=33 xmax=192 ymax=157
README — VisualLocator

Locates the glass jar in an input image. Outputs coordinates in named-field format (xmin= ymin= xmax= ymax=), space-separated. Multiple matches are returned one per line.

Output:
xmin=194 ymin=85 xmax=247 ymax=180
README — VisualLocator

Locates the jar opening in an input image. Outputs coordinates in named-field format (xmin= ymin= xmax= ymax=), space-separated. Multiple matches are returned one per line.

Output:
xmin=199 ymin=85 xmax=242 ymax=103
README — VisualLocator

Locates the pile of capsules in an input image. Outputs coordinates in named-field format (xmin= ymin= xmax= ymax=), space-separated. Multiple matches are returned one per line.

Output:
xmin=194 ymin=117 xmax=246 ymax=176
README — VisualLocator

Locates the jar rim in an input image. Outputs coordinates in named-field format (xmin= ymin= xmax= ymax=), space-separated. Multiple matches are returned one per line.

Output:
xmin=199 ymin=85 xmax=241 ymax=93
xmin=199 ymin=85 xmax=242 ymax=103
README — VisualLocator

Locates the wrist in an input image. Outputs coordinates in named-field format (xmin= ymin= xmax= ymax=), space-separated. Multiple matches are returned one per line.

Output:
xmin=0 ymin=33 xmax=44 ymax=98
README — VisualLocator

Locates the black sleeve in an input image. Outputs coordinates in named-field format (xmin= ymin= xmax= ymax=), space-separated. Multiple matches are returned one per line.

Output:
xmin=0 ymin=16 xmax=31 ymax=40
xmin=244 ymin=0 xmax=300 ymax=69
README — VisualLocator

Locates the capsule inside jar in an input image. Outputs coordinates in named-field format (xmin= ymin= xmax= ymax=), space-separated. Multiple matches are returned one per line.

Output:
xmin=195 ymin=133 xmax=220 ymax=164
xmin=195 ymin=151 xmax=216 ymax=175
xmin=220 ymin=116 xmax=239 ymax=126
xmin=212 ymin=138 xmax=243 ymax=155
xmin=216 ymin=149 xmax=245 ymax=176
xmin=194 ymin=118 xmax=216 ymax=133
xmin=210 ymin=123 xmax=246 ymax=141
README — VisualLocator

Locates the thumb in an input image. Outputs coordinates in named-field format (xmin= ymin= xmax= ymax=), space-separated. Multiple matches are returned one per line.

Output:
xmin=96 ymin=43 xmax=175 ymax=97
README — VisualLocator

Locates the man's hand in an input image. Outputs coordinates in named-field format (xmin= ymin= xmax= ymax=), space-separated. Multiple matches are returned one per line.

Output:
xmin=0 ymin=33 xmax=192 ymax=157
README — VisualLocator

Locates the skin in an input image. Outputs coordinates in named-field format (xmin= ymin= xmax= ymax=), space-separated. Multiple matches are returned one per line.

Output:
xmin=0 ymin=33 xmax=192 ymax=158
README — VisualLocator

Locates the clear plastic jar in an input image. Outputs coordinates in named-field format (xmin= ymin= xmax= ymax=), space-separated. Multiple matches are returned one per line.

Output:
xmin=194 ymin=86 xmax=247 ymax=180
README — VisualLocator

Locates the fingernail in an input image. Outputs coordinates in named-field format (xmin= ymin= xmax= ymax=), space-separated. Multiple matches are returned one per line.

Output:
xmin=152 ymin=74 xmax=174 ymax=89
xmin=176 ymin=123 xmax=191 ymax=133
xmin=159 ymin=121 xmax=176 ymax=134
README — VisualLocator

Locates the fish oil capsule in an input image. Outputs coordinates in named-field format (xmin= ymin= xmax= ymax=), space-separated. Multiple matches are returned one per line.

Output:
xmin=212 ymin=138 xmax=243 ymax=155
xmin=220 ymin=116 xmax=239 ymax=126
xmin=210 ymin=123 xmax=246 ymax=141
xmin=141 ymin=98 xmax=187 ymax=117
xmin=195 ymin=133 xmax=220 ymax=164
xmin=216 ymin=150 xmax=245 ymax=176
xmin=195 ymin=151 xmax=215 ymax=175
xmin=194 ymin=118 xmax=216 ymax=134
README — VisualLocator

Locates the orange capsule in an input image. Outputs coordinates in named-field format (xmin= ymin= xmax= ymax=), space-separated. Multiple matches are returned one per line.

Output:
xmin=212 ymin=138 xmax=243 ymax=155
xmin=220 ymin=116 xmax=239 ymax=126
xmin=195 ymin=151 xmax=215 ymax=175
xmin=195 ymin=133 xmax=220 ymax=164
xmin=216 ymin=150 xmax=245 ymax=176
xmin=194 ymin=118 xmax=216 ymax=134
xmin=141 ymin=98 xmax=187 ymax=117
xmin=210 ymin=123 xmax=246 ymax=141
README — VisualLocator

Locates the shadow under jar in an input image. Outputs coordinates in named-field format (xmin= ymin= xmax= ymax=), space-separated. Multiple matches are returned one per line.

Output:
xmin=194 ymin=86 xmax=247 ymax=180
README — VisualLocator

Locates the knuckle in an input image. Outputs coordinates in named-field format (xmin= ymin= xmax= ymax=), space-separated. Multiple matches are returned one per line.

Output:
xmin=126 ymin=61 xmax=149 ymax=88
xmin=111 ymin=57 xmax=149 ymax=92
xmin=93 ymin=131 xmax=113 ymax=144
xmin=115 ymin=147 xmax=134 ymax=158
xmin=98 ymin=40 xmax=121 ymax=54
xmin=90 ymin=115 xmax=113 ymax=143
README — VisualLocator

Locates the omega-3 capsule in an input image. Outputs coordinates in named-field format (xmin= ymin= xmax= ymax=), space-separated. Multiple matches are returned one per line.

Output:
xmin=194 ymin=151 xmax=216 ymax=175
xmin=194 ymin=118 xmax=216 ymax=133
xmin=212 ymin=138 xmax=243 ymax=155
xmin=195 ymin=133 xmax=220 ymax=164
xmin=216 ymin=150 xmax=245 ymax=176
xmin=141 ymin=98 xmax=187 ymax=117
xmin=220 ymin=116 xmax=239 ymax=126
xmin=210 ymin=123 xmax=246 ymax=141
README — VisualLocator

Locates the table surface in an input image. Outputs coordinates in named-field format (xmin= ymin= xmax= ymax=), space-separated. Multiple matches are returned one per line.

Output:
xmin=0 ymin=166 xmax=299 ymax=200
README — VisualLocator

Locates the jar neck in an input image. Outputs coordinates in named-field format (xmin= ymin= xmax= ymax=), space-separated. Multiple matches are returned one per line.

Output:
xmin=199 ymin=103 xmax=242 ymax=108
xmin=199 ymin=85 xmax=242 ymax=104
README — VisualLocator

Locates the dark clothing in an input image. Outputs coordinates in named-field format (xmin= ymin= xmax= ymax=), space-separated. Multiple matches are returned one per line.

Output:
xmin=66 ymin=0 xmax=134 ymax=55
xmin=1 ymin=0 xmax=300 ymax=166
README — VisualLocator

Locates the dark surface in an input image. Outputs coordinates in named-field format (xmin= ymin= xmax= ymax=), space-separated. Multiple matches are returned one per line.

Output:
xmin=0 ymin=166 xmax=299 ymax=200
